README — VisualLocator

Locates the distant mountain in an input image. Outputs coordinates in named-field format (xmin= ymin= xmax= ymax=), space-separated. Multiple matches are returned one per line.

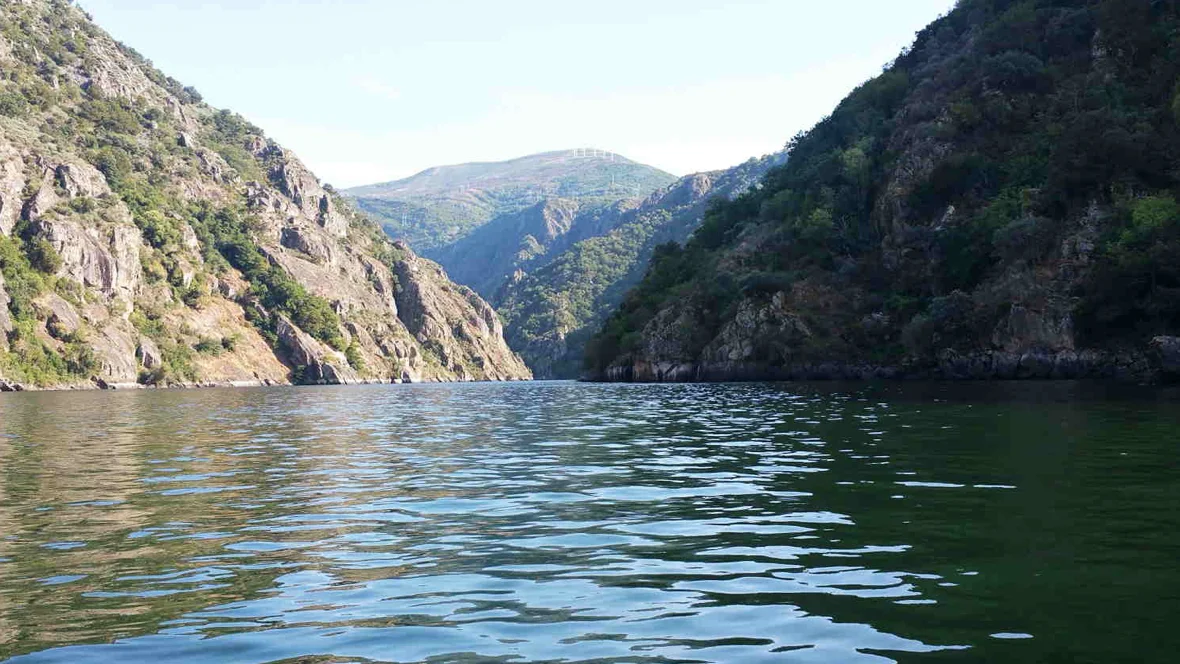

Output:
xmin=345 ymin=150 xmax=676 ymax=252
xmin=496 ymin=153 xmax=786 ymax=378
xmin=429 ymin=196 xmax=638 ymax=301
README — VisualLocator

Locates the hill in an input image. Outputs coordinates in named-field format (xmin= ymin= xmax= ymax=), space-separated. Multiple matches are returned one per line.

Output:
xmin=345 ymin=150 xmax=676 ymax=252
xmin=497 ymin=153 xmax=785 ymax=378
xmin=587 ymin=0 xmax=1180 ymax=383
xmin=0 ymin=0 xmax=530 ymax=390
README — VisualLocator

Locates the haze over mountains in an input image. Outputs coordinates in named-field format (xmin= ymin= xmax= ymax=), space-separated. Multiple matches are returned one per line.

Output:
xmin=346 ymin=151 xmax=676 ymax=252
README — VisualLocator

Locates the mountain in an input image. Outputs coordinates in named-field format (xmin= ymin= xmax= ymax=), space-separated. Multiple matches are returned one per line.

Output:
xmin=587 ymin=0 xmax=1180 ymax=383
xmin=345 ymin=150 xmax=677 ymax=252
xmin=0 ymin=0 xmax=530 ymax=390
xmin=496 ymin=153 xmax=786 ymax=378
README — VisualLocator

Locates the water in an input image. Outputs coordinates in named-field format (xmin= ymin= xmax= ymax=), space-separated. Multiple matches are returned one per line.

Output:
xmin=0 ymin=381 xmax=1177 ymax=663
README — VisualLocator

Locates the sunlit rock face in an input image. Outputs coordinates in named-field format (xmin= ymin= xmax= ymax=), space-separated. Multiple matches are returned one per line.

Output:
xmin=0 ymin=0 xmax=530 ymax=389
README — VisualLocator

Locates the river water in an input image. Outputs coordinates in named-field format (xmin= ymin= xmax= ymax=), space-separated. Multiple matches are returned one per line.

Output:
xmin=0 ymin=381 xmax=1176 ymax=663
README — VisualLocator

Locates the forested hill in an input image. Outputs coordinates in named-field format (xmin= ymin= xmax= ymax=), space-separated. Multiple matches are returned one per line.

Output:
xmin=588 ymin=0 xmax=1180 ymax=382
xmin=497 ymin=152 xmax=785 ymax=378
xmin=345 ymin=151 xmax=676 ymax=252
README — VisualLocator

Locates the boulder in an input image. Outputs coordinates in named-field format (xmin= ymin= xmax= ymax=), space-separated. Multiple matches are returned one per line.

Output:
xmin=275 ymin=314 xmax=359 ymax=385
xmin=1151 ymin=336 xmax=1180 ymax=379
xmin=42 ymin=293 xmax=82 ymax=339
xmin=55 ymin=162 xmax=110 ymax=199
xmin=136 ymin=336 xmax=162 ymax=369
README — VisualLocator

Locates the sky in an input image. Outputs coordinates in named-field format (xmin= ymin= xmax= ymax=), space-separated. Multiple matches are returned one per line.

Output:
xmin=78 ymin=0 xmax=957 ymax=188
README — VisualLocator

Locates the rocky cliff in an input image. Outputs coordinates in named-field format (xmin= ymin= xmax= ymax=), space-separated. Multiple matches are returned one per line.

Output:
xmin=0 ymin=0 xmax=530 ymax=390
xmin=587 ymin=0 xmax=1180 ymax=384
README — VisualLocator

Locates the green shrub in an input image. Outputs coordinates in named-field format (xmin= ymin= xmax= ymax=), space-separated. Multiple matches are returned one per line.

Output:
xmin=0 ymin=235 xmax=45 ymax=321
xmin=194 ymin=337 xmax=224 ymax=355
xmin=0 ymin=90 xmax=29 ymax=117
xmin=26 ymin=238 xmax=62 ymax=274
xmin=188 ymin=204 xmax=346 ymax=349
xmin=344 ymin=341 xmax=365 ymax=371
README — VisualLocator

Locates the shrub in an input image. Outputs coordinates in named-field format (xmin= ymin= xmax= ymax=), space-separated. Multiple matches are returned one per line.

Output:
xmin=0 ymin=90 xmax=28 ymax=117
xmin=26 ymin=237 xmax=62 ymax=274
xmin=194 ymin=337 xmax=224 ymax=355
xmin=344 ymin=341 xmax=365 ymax=371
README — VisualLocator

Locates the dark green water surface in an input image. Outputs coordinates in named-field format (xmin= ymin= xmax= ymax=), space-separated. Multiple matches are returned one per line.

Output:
xmin=0 ymin=381 xmax=1176 ymax=663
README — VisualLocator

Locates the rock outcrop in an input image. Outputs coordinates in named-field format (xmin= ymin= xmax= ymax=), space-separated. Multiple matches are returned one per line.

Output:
xmin=0 ymin=0 xmax=530 ymax=390
xmin=392 ymin=245 xmax=531 ymax=381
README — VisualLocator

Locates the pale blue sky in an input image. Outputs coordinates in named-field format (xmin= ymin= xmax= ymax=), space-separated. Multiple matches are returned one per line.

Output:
xmin=79 ymin=0 xmax=956 ymax=187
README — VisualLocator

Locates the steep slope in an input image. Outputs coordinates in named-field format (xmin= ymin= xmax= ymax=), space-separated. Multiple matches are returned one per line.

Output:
xmin=588 ymin=0 xmax=1180 ymax=383
xmin=0 ymin=0 xmax=530 ymax=390
xmin=497 ymin=153 xmax=785 ymax=378
xmin=429 ymin=196 xmax=638 ymax=300
xmin=345 ymin=150 xmax=676 ymax=252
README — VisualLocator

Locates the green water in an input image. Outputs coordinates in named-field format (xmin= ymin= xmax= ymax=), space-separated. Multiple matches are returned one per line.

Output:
xmin=0 ymin=381 xmax=1176 ymax=663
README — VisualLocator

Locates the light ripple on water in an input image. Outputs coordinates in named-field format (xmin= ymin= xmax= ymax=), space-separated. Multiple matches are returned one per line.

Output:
xmin=0 ymin=381 xmax=1178 ymax=663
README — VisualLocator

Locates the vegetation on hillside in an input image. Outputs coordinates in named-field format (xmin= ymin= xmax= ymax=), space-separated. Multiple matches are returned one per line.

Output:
xmin=346 ymin=151 xmax=676 ymax=252
xmin=588 ymin=0 xmax=1180 ymax=374
xmin=0 ymin=0 xmax=520 ymax=386
xmin=499 ymin=155 xmax=783 ymax=377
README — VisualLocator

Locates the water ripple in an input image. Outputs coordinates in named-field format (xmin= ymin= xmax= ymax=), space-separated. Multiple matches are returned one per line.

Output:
xmin=1 ymin=381 xmax=1178 ymax=662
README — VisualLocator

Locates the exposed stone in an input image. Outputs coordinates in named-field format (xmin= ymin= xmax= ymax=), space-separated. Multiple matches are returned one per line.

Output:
xmin=42 ymin=293 xmax=82 ymax=339
xmin=0 ymin=141 xmax=25 ymax=236
xmin=392 ymin=251 xmax=532 ymax=381
xmin=21 ymin=165 xmax=60 ymax=222
xmin=55 ymin=162 xmax=110 ymax=199
xmin=275 ymin=315 xmax=359 ymax=385
xmin=34 ymin=219 xmax=142 ymax=300
xmin=90 ymin=324 xmax=139 ymax=382
xmin=1151 ymin=336 xmax=1180 ymax=379
xmin=136 ymin=336 xmax=162 ymax=369
xmin=280 ymin=226 xmax=335 ymax=264
xmin=0 ymin=0 xmax=531 ymax=390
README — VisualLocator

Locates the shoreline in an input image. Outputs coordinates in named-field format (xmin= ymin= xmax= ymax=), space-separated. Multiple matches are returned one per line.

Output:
xmin=586 ymin=342 xmax=1180 ymax=385
xmin=0 ymin=376 xmax=531 ymax=394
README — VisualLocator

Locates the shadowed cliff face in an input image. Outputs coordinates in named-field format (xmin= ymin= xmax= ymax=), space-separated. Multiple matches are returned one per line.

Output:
xmin=587 ymin=0 xmax=1180 ymax=383
xmin=0 ymin=0 xmax=530 ymax=389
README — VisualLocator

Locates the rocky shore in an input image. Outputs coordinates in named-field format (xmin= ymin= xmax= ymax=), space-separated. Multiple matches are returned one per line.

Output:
xmin=589 ymin=336 xmax=1180 ymax=384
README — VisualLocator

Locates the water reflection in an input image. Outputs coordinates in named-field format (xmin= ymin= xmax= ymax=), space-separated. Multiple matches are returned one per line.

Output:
xmin=0 ymin=382 xmax=1177 ymax=662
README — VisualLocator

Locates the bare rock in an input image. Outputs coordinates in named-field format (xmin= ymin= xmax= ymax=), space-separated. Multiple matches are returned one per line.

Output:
xmin=136 ymin=336 xmax=162 ymax=369
xmin=55 ymin=162 xmax=110 ymax=199
xmin=1151 ymin=336 xmax=1180 ymax=379
xmin=36 ymin=219 xmax=142 ymax=300
xmin=392 ymin=252 xmax=532 ymax=381
xmin=91 ymin=324 xmax=139 ymax=383
xmin=41 ymin=293 xmax=82 ymax=339
xmin=0 ymin=141 xmax=25 ymax=236
xmin=275 ymin=314 xmax=359 ymax=385
xmin=280 ymin=226 xmax=336 ymax=264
